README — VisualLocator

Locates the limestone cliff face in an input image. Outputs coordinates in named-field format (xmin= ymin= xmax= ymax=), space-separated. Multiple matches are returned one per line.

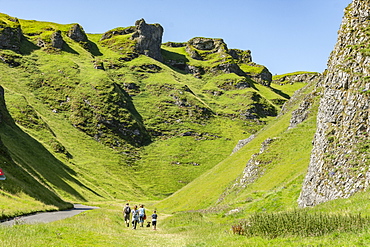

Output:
xmin=298 ymin=0 xmax=370 ymax=207
xmin=0 ymin=17 xmax=22 ymax=52
xmin=131 ymin=19 xmax=163 ymax=61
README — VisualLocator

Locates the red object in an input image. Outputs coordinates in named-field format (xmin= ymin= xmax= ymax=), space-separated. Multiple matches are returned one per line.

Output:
xmin=0 ymin=169 xmax=3 ymax=176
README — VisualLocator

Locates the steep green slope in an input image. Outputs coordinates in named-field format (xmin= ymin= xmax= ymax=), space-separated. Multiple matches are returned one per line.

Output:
xmin=156 ymin=80 xmax=319 ymax=212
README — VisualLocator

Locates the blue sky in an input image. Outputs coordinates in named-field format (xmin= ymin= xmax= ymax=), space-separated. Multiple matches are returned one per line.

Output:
xmin=1 ymin=0 xmax=352 ymax=74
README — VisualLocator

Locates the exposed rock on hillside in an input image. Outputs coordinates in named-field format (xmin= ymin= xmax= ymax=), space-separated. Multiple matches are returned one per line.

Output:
xmin=100 ymin=19 xmax=163 ymax=61
xmin=51 ymin=30 xmax=64 ymax=49
xmin=273 ymin=72 xmax=321 ymax=85
xmin=100 ymin=26 xmax=136 ymax=41
xmin=238 ymin=138 xmax=276 ymax=186
xmin=248 ymin=65 xmax=272 ymax=86
xmin=68 ymin=24 xmax=88 ymax=42
xmin=131 ymin=19 xmax=163 ymax=61
xmin=224 ymin=138 xmax=276 ymax=201
xmin=229 ymin=49 xmax=252 ymax=64
xmin=187 ymin=37 xmax=227 ymax=53
xmin=299 ymin=0 xmax=370 ymax=207
xmin=231 ymin=134 xmax=256 ymax=154
xmin=211 ymin=62 xmax=246 ymax=77
xmin=288 ymin=93 xmax=315 ymax=129
xmin=0 ymin=17 xmax=22 ymax=52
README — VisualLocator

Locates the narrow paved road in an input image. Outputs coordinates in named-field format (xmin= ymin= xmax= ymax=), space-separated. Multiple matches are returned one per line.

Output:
xmin=0 ymin=204 xmax=99 ymax=226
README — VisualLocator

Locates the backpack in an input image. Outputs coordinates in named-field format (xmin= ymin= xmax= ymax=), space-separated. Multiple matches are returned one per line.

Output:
xmin=124 ymin=206 xmax=131 ymax=214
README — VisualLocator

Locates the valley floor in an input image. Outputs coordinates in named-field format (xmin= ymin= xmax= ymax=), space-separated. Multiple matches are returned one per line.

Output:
xmin=1 ymin=198 xmax=370 ymax=247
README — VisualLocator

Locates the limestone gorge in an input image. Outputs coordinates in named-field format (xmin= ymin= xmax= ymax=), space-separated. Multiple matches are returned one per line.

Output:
xmin=0 ymin=0 xmax=369 ymax=241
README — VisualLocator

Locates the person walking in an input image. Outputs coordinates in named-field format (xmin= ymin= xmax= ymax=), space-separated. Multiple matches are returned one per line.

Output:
xmin=151 ymin=210 xmax=158 ymax=230
xmin=123 ymin=203 xmax=131 ymax=227
xmin=131 ymin=205 xmax=139 ymax=230
xmin=138 ymin=204 xmax=146 ymax=227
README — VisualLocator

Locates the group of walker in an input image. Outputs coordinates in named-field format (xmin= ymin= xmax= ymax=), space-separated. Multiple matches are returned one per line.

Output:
xmin=123 ymin=203 xmax=157 ymax=230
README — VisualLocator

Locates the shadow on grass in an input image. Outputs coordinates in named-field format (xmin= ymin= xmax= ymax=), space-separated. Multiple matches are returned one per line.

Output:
xmin=270 ymin=86 xmax=291 ymax=100
xmin=63 ymin=42 xmax=79 ymax=55
xmin=19 ymin=38 xmax=40 ymax=55
xmin=0 ymin=91 xmax=104 ymax=207
xmin=162 ymin=49 xmax=189 ymax=75
xmin=87 ymin=40 xmax=103 ymax=56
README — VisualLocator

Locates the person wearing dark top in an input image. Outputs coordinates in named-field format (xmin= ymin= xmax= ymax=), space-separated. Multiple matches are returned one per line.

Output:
xmin=151 ymin=210 xmax=158 ymax=230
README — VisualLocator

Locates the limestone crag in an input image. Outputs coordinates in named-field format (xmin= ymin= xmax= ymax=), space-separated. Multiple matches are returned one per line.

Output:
xmin=130 ymin=19 xmax=164 ymax=61
xmin=187 ymin=37 xmax=228 ymax=54
xmin=229 ymin=49 xmax=252 ymax=64
xmin=298 ymin=0 xmax=370 ymax=207
xmin=288 ymin=92 xmax=315 ymax=129
xmin=249 ymin=65 xmax=272 ymax=86
xmin=231 ymin=134 xmax=256 ymax=154
xmin=273 ymin=73 xmax=321 ymax=85
xmin=51 ymin=30 xmax=64 ymax=49
xmin=100 ymin=26 xmax=136 ymax=41
xmin=234 ymin=138 xmax=276 ymax=188
xmin=0 ymin=18 xmax=22 ymax=52
xmin=68 ymin=24 xmax=88 ymax=43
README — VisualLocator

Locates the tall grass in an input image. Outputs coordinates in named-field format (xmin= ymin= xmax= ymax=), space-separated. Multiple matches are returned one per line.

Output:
xmin=237 ymin=210 xmax=370 ymax=238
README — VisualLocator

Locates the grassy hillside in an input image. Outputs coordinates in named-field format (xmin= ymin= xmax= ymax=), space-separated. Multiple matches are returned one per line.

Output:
xmin=0 ymin=13 xmax=312 ymax=219
xmin=155 ymin=80 xmax=319 ymax=212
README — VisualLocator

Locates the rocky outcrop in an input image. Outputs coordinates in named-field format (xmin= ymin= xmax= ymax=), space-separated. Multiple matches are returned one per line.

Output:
xmin=51 ymin=30 xmax=64 ymax=49
xmin=186 ymin=37 xmax=229 ymax=61
xmin=235 ymin=138 xmax=276 ymax=188
xmin=188 ymin=37 xmax=228 ymax=52
xmin=210 ymin=62 xmax=246 ymax=77
xmin=231 ymin=134 xmax=256 ymax=154
xmin=249 ymin=65 xmax=272 ymax=86
xmin=130 ymin=19 xmax=163 ymax=61
xmin=100 ymin=26 xmax=136 ymax=41
xmin=288 ymin=93 xmax=315 ymax=129
xmin=298 ymin=0 xmax=370 ymax=207
xmin=68 ymin=24 xmax=88 ymax=42
xmin=0 ymin=18 xmax=22 ymax=52
xmin=273 ymin=73 xmax=322 ymax=85
xmin=229 ymin=49 xmax=252 ymax=64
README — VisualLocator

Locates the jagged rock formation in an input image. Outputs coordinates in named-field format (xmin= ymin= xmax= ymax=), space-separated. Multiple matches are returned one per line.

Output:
xmin=68 ymin=24 xmax=88 ymax=42
xmin=234 ymin=138 xmax=276 ymax=188
xmin=229 ymin=49 xmax=252 ymax=64
xmin=0 ymin=17 xmax=22 ymax=52
xmin=298 ymin=0 xmax=370 ymax=207
xmin=100 ymin=26 xmax=136 ymax=41
xmin=51 ymin=30 xmax=64 ymax=49
xmin=131 ymin=19 xmax=163 ymax=61
xmin=164 ymin=37 xmax=273 ymax=86
xmin=231 ymin=134 xmax=256 ymax=154
xmin=248 ymin=64 xmax=272 ymax=86
xmin=186 ymin=37 xmax=228 ymax=59
xmin=273 ymin=73 xmax=321 ymax=85
xmin=288 ymin=92 xmax=315 ymax=129
xmin=100 ymin=19 xmax=163 ymax=61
